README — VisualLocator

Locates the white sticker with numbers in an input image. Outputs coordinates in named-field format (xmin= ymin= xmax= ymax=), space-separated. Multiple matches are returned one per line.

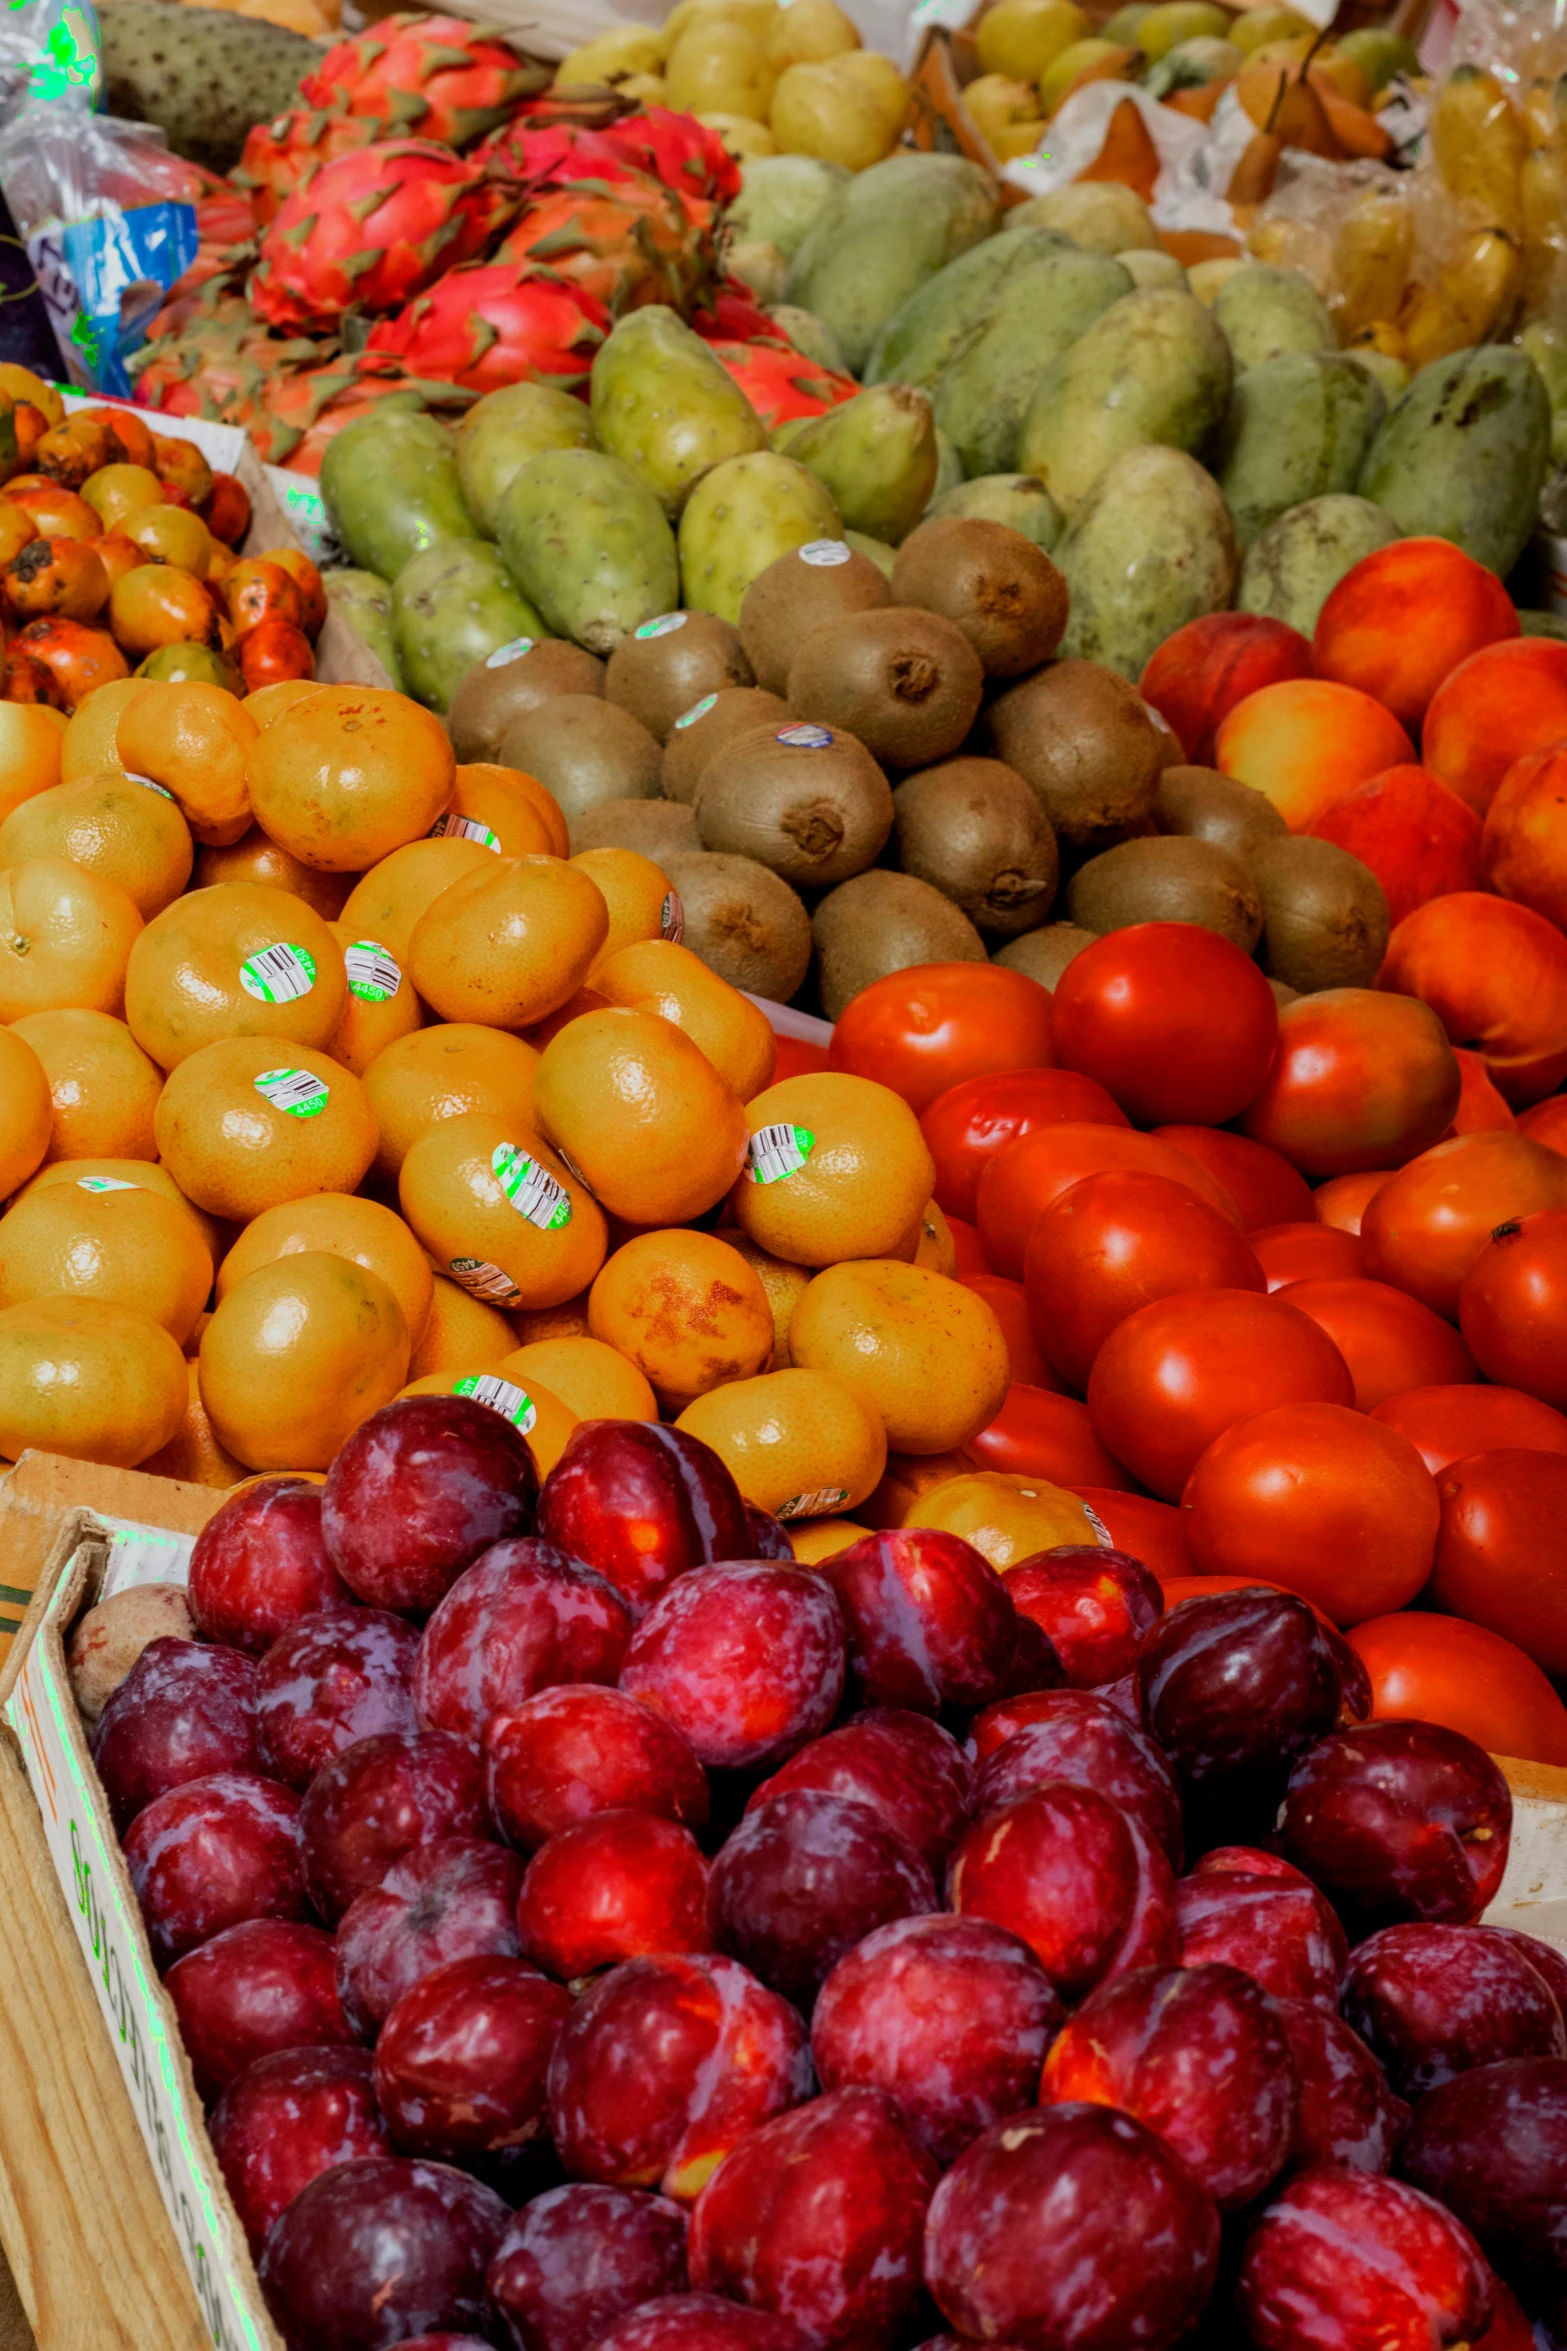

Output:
xmin=254 ymin=1067 xmax=329 ymax=1118
xmin=344 ymin=941 xmax=402 ymax=1003
xmin=239 ymin=943 xmax=316 ymax=1005
xmin=492 ymin=1144 xmax=573 ymax=1230
xmin=453 ymin=1374 xmax=537 ymax=1433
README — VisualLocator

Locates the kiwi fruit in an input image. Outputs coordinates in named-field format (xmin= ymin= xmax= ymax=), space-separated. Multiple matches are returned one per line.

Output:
xmin=1250 ymin=836 xmax=1391 ymax=992
xmin=1065 ymin=836 xmax=1264 ymax=952
xmin=894 ymin=757 xmax=1059 ymax=938
xmin=986 ymin=659 xmax=1164 ymax=850
xmin=693 ymin=722 xmax=893 ymax=889
xmin=890 ymin=518 xmax=1069 ymax=680
xmin=661 ymin=685 xmax=788 ymax=803
xmin=498 ymin=696 xmax=661 ymax=825
xmin=1158 ymin=764 xmax=1288 ymax=861
xmin=660 ymin=849 xmax=813 ymax=1002
xmin=447 ymin=639 xmax=604 ymax=764
xmin=788 ymin=608 xmax=985 ymax=771
xmin=812 ymin=869 xmax=987 ymax=1021
xmin=568 ymin=798 xmax=701 ymax=858
xmin=739 ymin=541 xmax=891 ymax=696
xmin=1146 ymin=705 xmax=1186 ymax=769
xmin=603 ymin=612 xmax=754 ymax=744
xmin=995 ymin=923 xmax=1100 ymax=987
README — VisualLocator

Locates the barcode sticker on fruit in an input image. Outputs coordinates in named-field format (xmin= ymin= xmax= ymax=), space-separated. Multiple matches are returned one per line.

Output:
xmin=240 ymin=943 xmax=317 ymax=1005
xmin=430 ymin=813 xmax=501 ymax=852
xmin=673 ymin=693 xmax=718 ymax=731
xmin=746 ymin=1122 xmax=814 ymax=1184
xmin=255 ymin=1067 xmax=329 ymax=1119
xmin=449 ymin=1256 xmax=523 ymax=1304
xmin=453 ymin=1373 xmax=538 ymax=1434
xmin=492 ymin=1143 xmax=573 ymax=1230
xmin=778 ymin=1486 xmax=850 ymax=1519
xmin=636 ymin=614 xmax=686 ymax=639
xmin=76 ymin=1175 xmax=140 ymax=1192
xmin=799 ymin=541 xmax=851 ymax=567
xmin=1082 ymin=1502 xmax=1113 ymax=1547
xmin=661 ymin=891 xmax=684 ymax=944
xmin=776 ymin=724 xmax=834 ymax=750
xmin=124 ymin=771 xmax=174 ymax=799
xmin=345 ymin=941 xmax=402 ymax=1003
xmin=487 ymin=638 xmax=534 ymax=668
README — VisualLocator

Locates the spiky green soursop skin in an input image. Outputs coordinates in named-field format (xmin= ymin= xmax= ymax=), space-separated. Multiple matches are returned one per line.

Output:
xmin=101 ymin=0 xmax=322 ymax=172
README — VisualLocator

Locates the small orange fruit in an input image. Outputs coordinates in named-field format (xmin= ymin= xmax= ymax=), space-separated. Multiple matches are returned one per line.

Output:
xmin=410 ymin=1272 xmax=517 ymax=1379
xmin=408 ymin=855 xmax=609 ymax=1030
xmin=0 ymin=855 xmax=142 ymax=1020
xmin=533 ymin=1006 xmax=748 ymax=1225
xmin=913 ymin=1200 xmax=957 ymax=1275
xmin=194 ymin=827 xmax=352 ymax=922
xmin=141 ymin=1360 xmax=248 ymax=1487
xmin=245 ymin=678 xmax=320 ymax=728
xmin=121 ymin=505 xmax=212 ymax=576
xmin=8 ymin=1007 xmax=163 ymax=1161
xmin=594 ymin=938 xmax=776 ymax=1099
xmin=62 ymin=677 xmax=142 ymax=782
xmin=324 ymin=917 xmax=422 ymax=1077
xmin=863 ymin=1450 xmax=978 ymax=1530
xmin=13 ymin=617 xmax=129 ymax=709
xmin=510 ymin=1293 xmax=592 ymax=1345
xmin=263 ymin=549 xmax=327 ymax=638
xmin=14 ymin=1155 xmax=219 ymax=1263
xmin=0 ymin=1025 xmax=52 ymax=1197
xmin=155 ymin=1037 xmax=377 ymax=1222
xmin=81 ymin=464 xmax=163 ymax=531
xmin=0 ymin=1295 xmax=186 ymax=1465
xmin=125 ymin=881 xmax=347 ymax=1070
xmin=7 ymin=483 xmax=99 ymax=541
xmin=434 ymin=764 xmax=562 ymax=859
xmin=0 ymin=700 xmax=65 ymax=821
xmin=676 ymin=1366 xmax=887 ymax=1519
xmin=216 ymin=1192 xmax=433 ymax=1348
xmin=903 ymin=1470 xmax=1105 ymax=1568
xmin=109 ymin=565 xmax=219 ymax=658
xmin=729 ymin=1072 xmax=936 ymax=1268
xmin=225 ymin=557 xmax=303 ymax=635
xmin=500 ymin=1333 xmax=657 ymax=1423
xmin=573 ymin=848 xmax=679 ymax=982
xmin=789 ymin=1260 xmax=1010 ymax=1454
xmin=116 ymin=680 xmax=256 ymax=846
xmin=0 ymin=773 xmax=194 ymax=916
xmin=789 ymin=1518 xmax=874 ymax=1563
xmin=339 ymin=836 xmax=496 ymax=966
xmin=713 ymin=1226 xmax=811 ymax=1366
xmin=0 ymin=1179 xmax=213 ymax=1342
xmin=399 ymin=1361 xmax=579 ymax=1475
xmin=0 ymin=504 xmax=36 ymax=567
xmin=363 ymin=1022 xmax=541 ymax=1181
xmin=246 ymin=686 xmax=455 ymax=872
xmin=589 ymin=1229 xmax=773 ymax=1410
xmin=399 ymin=1108 xmax=607 ymax=1312
xmin=199 ymin=1251 xmax=408 ymax=1470
xmin=94 ymin=533 xmax=146 ymax=593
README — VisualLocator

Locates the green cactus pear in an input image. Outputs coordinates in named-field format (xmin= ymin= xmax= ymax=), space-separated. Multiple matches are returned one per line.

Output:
xmin=320 ymin=408 xmax=475 ymax=581
xmin=391 ymin=540 xmax=546 ymax=712
xmin=591 ymin=305 xmax=767 ymax=516
xmin=323 ymin=569 xmax=405 ymax=690
xmin=678 ymin=451 xmax=840 ymax=623
xmin=927 ymin=471 xmax=1064 ymax=550
xmin=774 ymin=383 xmax=939 ymax=544
xmin=498 ymin=447 xmax=680 ymax=653
xmin=455 ymin=381 xmax=593 ymax=538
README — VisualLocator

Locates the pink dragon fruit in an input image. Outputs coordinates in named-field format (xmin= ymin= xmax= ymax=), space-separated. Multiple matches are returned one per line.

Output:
xmin=236 ymin=103 xmax=392 ymax=229
xmin=249 ymin=352 xmax=475 ymax=474
xmin=300 ymin=13 xmax=548 ymax=148
xmin=476 ymin=103 xmax=739 ymax=206
xmin=492 ymin=172 xmax=717 ymax=316
xmin=249 ymin=139 xmax=513 ymax=334
xmin=598 ymin=108 xmax=742 ymax=205
xmin=698 ymin=338 xmax=858 ymax=433
xmin=130 ymin=295 xmax=327 ymax=429
xmin=365 ymin=262 xmax=607 ymax=395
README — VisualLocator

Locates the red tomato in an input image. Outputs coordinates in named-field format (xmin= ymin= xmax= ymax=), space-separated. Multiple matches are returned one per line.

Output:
xmin=1080 ymin=1488 xmax=1193 ymax=1580
xmin=1427 ymin=1448 xmax=1567 ymax=1676
xmin=1519 ymin=1095 xmax=1567 ymax=1153
xmin=1273 ymin=1276 xmax=1476 ymax=1413
xmin=1346 ymin=1610 xmax=1567 ymax=1769
xmin=828 ymin=963 xmax=1054 ymax=1114
xmin=1458 ymin=1206 xmax=1567 ymax=1408
xmin=960 ymin=1273 xmax=1064 ymax=1391
xmin=1360 ymin=1131 xmax=1567 ymax=1319
xmin=966 ymin=1384 xmax=1137 ymax=1491
xmin=1050 ymin=923 xmax=1279 ymax=1126
xmin=1242 ymin=991 xmax=1460 ymax=1176
xmin=1181 ymin=1401 xmax=1439 ymax=1624
xmin=946 ymin=1214 xmax=989 ymax=1279
xmin=1371 ymin=1381 xmax=1567 ymax=1474
xmin=977 ymin=1122 xmax=1241 ymax=1281
xmin=1085 ymin=1288 xmax=1355 ymax=1501
xmin=1449 ymin=1046 xmax=1516 ymax=1134
xmin=1022 ymin=1169 xmax=1265 ymax=1392
xmin=1313 ymin=1170 xmax=1394 ymax=1234
xmin=921 ymin=1067 xmax=1127 ymax=1223
xmin=1149 ymin=1126 xmax=1313 ymax=1232
xmin=771 ymin=1032 xmax=830 ymax=1082
xmin=1250 ymin=1222 xmax=1365 ymax=1290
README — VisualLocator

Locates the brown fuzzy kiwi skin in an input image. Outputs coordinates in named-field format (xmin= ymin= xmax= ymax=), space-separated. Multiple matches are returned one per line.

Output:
xmin=994 ymin=922 xmax=1100 ymax=988
xmin=739 ymin=543 xmax=891 ymax=696
xmin=890 ymin=518 xmax=1069 ymax=680
xmin=1158 ymin=765 xmax=1289 ymax=861
xmin=693 ymin=723 xmax=893 ymax=889
xmin=812 ymin=868 xmax=987 ymax=1021
xmin=986 ymin=660 xmax=1164 ymax=851
xmin=604 ymin=613 xmax=754 ymax=745
xmin=568 ymin=798 xmax=701 ymax=858
xmin=786 ymin=608 xmax=985 ymax=771
xmin=1249 ymin=837 xmax=1391 ymax=993
xmin=661 ymin=686 xmax=788 ymax=803
xmin=1065 ymin=836 xmax=1264 ymax=953
xmin=660 ymin=849 xmax=812 ymax=1002
xmin=894 ymin=756 xmax=1059 ymax=939
xmin=498 ymin=695 xmax=661 ymax=824
xmin=447 ymin=640 xmax=604 ymax=763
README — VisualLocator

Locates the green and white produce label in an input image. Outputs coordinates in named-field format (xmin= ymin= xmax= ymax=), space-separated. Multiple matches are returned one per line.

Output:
xmin=746 ymin=1123 xmax=814 ymax=1184
xmin=239 ymin=943 xmax=316 ymax=1005
xmin=345 ymin=941 xmax=402 ymax=1003
xmin=486 ymin=638 xmax=535 ymax=667
xmin=429 ymin=812 xmax=501 ymax=851
xmin=492 ymin=1143 xmax=573 ymax=1230
xmin=453 ymin=1373 xmax=538 ymax=1434
xmin=254 ymin=1067 xmax=329 ymax=1119
xmin=673 ymin=693 xmax=717 ymax=731
xmin=635 ymin=613 xmax=686 ymax=638
xmin=76 ymin=1175 xmax=139 ymax=1192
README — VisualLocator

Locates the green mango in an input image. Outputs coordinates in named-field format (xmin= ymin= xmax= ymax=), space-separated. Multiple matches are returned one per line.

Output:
xmin=730 ymin=155 xmax=852 ymax=258
xmin=1357 ymin=345 xmax=1552 ymax=575
xmin=935 ymin=247 xmax=1134 ymax=478
xmin=926 ymin=471 xmax=1064 ymax=550
xmin=323 ymin=568 xmax=405 ymax=690
xmin=1143 ymin=34 xmax=1242 ymax=93
xmin=1215 ymin=352 xmax=1387 ymax=551
xmin=391 ymin=540 xmax=545 ymax=713
xmin=865 ymin=225 xmax=1071 ymax=390
xmin=1118 ymin=249 xmax=1188 ymax=290
xmin=1237 ymin=493 xmax=1401 ymax=635
xmin=768 ymin=304 xmax=848 ymax=373
xmin=591 ymin=305 xmax=766 ymax=516
xmin=1212 ymin=263 xmax=1336 ymax=370
xmin=498 ymin=448 xmax=679 ymax=653
xmin=678 ymin=450 xmax=840 ymax=623
xmin=1335 ymin=26 xmax=1419 ymax=92
xmin=1101 ymin=2 xmax=1153 ymax=40
xmin=788 ymin=152 xmax=1001 ymax=376
xmin=775 ymin=383 xmax=939 ymax=545
xmin=1018 ymin=287 xmax=1233 ymax=515
xmin=1138 ymin=0 xmax=1230 ymax=56
xmin=320 ymin=409 xmax=474 ymax=582
xmin=1346 ymin=347 xmax=1408 ymax=405
xmin=1520 ymin=323 xmax=1567 ymax=464
xmin=1003 ymin=182 xmax=1157 ymax=251
xmin=931 ymin=427 xmax=964 ymax=505
xmin=454 ymin=382 xmax=593 ymax=539
xmin=1059 ymin=444 xmax=1237 ymax=679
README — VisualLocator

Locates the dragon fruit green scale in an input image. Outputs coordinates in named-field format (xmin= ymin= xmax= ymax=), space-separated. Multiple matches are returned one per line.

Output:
xmin=300 ymin=13 xmax=548 ymax=149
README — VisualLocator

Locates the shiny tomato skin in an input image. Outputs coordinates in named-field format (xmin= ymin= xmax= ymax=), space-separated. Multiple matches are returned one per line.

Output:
xmin=1050 ymin=923 xmax=1279 ymax=1126
xmin=1242 ymin=990 xmax=1460 ymax=1177
xmin=829 ymin=963 xmax=1054 ymax=1114
xmin=965 ymin=1384 xmax=1138 ymax=1492
xmin=1080 ymin=1489 xmax=1192 ymax=1580
xmin=1150 ymin=1127 xmax=1313 ymax=1233
xmin=960 ymin=1275 xmax=1066 ymax=1393
xmin=1360 ymin=1132 xmax=1567 ymax=1321
xmin=922 ymin=1068 xmax=1128 ymax=1224
xmin=1272 ymin=1277 xmax=1476 ymax=1413
xmin=1370 ymin=1382 xmax=1567 ymax=1475
xmin=1428 ymin=1447 xmax=1567 ymax=1676
xmin=772 ymin=1034 xmax=830 ymax=1082
xmin=1346 ymin=1610 xmax=1567 ymax=1768
xmin=977 ymin=1124 xmax=1241 ymax=1282
xmin=1250 ymin=1223 xmax=1365 ymax=1291
xmin=1458 ymin=1206 xmax=1567 ymax=1409
xmin=1314 ymin=1172 xmax=1394 ymax=1235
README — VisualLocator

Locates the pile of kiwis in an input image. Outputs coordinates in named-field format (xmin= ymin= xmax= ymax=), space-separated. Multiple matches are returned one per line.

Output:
xmin=445 ymin=514 xmax=1390 ymax=1020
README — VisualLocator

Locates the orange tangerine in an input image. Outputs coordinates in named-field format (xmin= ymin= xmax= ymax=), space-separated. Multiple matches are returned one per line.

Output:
xmin=124 ymin=881 xmax=347 ymax=1070
xmin=676 ymin=1365 xmax=887 ymax=1519
xmin=81 ymin=464 xmax=162 ymax=530
xmin=0 ymin=1179 xmax=212 ymax=1342
xmin=0 ymin=366 xmax=63 ymax=426
xmin=0 ymin=856 xmax=142 ymax=1020
xmin=155 ymin=1037 xmax=377 ymax=1222
xmin=593 ymin=938 xmax=776 ymax=1100
xmin=435 ymin=765 xmax=563 ymax=859
xmin=62 ymin=677 xmax=145 ymax=782
xmin=116 ymin=680 xmax=256 ymax=846
xmin=7 ymin=483 xmax=99 ymax=541
xmin=245 ymin=679 xmax=320 ymax=728
xmin=589 ymin=1229 xmax=773 ymax=1411
xmin=0 ymin=1295 xmax=186 ymax=1466
xmin=324 ymin=917 xmax=422 ymax=1077
xmin=0 ymin=702 xmax=65 ymax=820
xmin=0 ymin=1026 xmax=51 ymax=1197
xmin=407 ymin=855 xmax=609 ymax=1030
xmin=0 ymin=505 xmax=35 ymax=567
xmin=713 ymin=1226 xmax=811 ymax=1367
xmin=15 ymin=1155 xmax=220 ymax=1265
xmin=729 ymin=1072 xmax=936 ymax=1268
xmin=862 ymin=1449 xmax=976 ymax=1530
xmin=399 ymin=1361 xmax=579 ymax=1475
xmin=198 ymin=1251 xmax=409 ymax=1470
xmin=216 ymin=1191 xmax=433 ymax=1347
xmin=339 ymin=835 xmax=496 ymax=966
xmin=510 ymin=1293 xmax=592 ymax=1345
xmin=533 ymin=1006 xmax=748 ymax=1226
xmin=399 ymin=1108 xmax=607 ymax=1312
xmin=245 ymin=686 xmax=455 ymax=872
xmin=0 ymin=773 xmax=193 ymax=916
xmin=913 ymin=1199 xmax=957 ymax=1276
xmin=409 ymin=1272 xmax=516 ymax=1379
xmin=363 ymin=1022 xmax=541 ymax=1181
xmin=574 ymin=848 xmax=678 ymax=982
xmin=194 ymin=827 xmax=353 ymax=922
xmin=789 ymin=1518 xmax=873 ymax=1564
xmin=789 ymin=1259 xmax=1009 ymax=1454
xmin=8 ymin=1008 xmax=162 ymax=1162
xmin=903 ymin=1470 xmax=1105 ymax=1568
xmin=500 ymin=1333 xmax=657 ymax=1422
xmin=141 ymin=1360 xmax=248 ymax=1487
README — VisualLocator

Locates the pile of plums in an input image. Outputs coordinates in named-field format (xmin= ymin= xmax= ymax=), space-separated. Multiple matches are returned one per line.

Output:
xmin=84 ymin=1395 xmax=1567 ymax=2351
